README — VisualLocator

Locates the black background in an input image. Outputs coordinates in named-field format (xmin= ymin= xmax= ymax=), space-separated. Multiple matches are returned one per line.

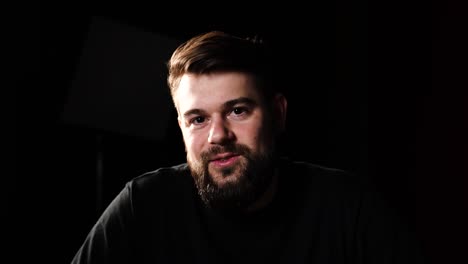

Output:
xmin=12 ymin=1 xmax=467 ymax=263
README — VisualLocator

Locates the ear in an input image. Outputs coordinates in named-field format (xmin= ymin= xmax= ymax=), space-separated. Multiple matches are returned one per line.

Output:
xmin=177 ymin=115 xmax=182 ymax=129
xmin=176 ymin=115 xmax=188 ymax=153
xmin=273 ymin=93 xmax=288 ymax=132
xmin=175 ymin=106 xmax=183 ymax=129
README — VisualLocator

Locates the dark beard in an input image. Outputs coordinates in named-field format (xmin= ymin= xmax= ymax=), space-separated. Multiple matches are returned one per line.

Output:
xmin=188 ymin=143 xmax=275 ymax=212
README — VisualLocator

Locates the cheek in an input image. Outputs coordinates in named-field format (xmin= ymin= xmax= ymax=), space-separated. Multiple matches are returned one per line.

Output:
xmin=182 ymin=131 xmax=205 ymax=156
xmin=237 ymin=123 xmax=268 ymax=149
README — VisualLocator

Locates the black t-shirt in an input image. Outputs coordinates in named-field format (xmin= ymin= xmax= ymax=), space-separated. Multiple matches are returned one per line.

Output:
xmin=71 ymin=158 xmax=425 ymax=264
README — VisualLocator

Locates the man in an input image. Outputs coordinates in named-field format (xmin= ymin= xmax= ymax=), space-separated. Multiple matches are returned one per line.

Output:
xmin=71 ymin=31 xmax=425 ymax=263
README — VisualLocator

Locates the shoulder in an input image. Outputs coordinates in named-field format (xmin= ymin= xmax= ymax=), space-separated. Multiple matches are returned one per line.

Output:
xmin=278 ymin=157 xmax=374 ymax=203
xmin=280 ymin=157 xmax=359 ymax=187
xmin=126 ymin=163 xmax=194 ymax=199
xmin=132 ymin=163 xmax=190 ymax=185
xmin=284 ymin=158 xmax=349 ymax=176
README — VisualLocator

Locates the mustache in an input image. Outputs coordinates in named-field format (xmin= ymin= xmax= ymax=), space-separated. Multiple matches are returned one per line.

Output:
xmin=200 ymin=144 xmax=251 ymax=163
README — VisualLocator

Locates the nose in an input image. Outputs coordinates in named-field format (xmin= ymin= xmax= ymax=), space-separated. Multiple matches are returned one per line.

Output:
xmin=208 ymin=116 xmax=234 ymax=144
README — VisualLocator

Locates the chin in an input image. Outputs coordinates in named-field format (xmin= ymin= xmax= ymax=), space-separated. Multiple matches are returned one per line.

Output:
xmin=188 ymin=143 xmax=275 ymax=211
xmin=207 ymin=161 xmax=244 ymax=185
xmin=209 ymin=170 xmax=243 ymax=190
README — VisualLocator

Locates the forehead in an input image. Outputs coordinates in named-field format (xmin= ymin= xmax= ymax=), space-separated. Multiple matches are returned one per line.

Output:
xmin=174 ymin=72 xmax=262 ymax=114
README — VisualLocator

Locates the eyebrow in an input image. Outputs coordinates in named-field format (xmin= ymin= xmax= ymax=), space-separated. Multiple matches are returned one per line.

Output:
xmin=182 ymin=97 xmax=257 ymax=119
xmin=224 ymin=97 xmax=257 ymax=109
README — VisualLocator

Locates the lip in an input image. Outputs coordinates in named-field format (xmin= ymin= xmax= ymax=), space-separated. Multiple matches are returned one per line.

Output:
xmin=209 ymin=152 xmax=239 ymax=162
xmin=209 ymin=153 xmax=241 ymax=167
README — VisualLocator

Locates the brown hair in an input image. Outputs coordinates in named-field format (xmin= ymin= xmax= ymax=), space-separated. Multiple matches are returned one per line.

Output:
xmin=166 ymin=31 xmax=276 ymax=103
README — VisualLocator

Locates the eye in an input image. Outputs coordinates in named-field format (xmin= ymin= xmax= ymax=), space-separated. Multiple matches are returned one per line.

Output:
xmin=228 ymin=107 xmax=250 ymax=120
xmin=232 ymin=107 xmax=247 ymax=115
xmin=190 ymin=116 xmax=206 ymax=125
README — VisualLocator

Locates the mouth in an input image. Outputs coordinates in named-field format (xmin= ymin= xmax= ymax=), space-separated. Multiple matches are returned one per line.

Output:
xmin=209 ymin=153 xmax=241 ymax=167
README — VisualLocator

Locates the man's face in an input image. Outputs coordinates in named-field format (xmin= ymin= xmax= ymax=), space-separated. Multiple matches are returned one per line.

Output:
xmin=174 ymin=72 xmax=285 ymax=210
